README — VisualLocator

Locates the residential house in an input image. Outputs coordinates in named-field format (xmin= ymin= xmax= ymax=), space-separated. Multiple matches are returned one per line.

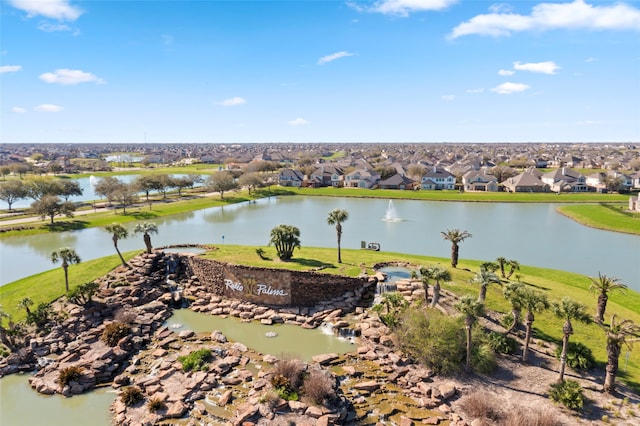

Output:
xmin=541 ymin=168 xmax=589 ymax=193
xmin=278 ymin=169 xmax=304 ymax=187
xmin=344 ymin=169 xmax=380 ymax=188
xmin=503 ymin=169 xmax=550 ymax=193
xmin=378 ymin=173 xmax=417 ymax=190
xmin=586 ymin=171 xmax=633 ymax=193
xmin=462 ymin=169 xmax=499 ymax=192
xmin=309 ymin=164 xmax=344 ymax=187
xmin=421 ymin=166 xmax=456 ymax=190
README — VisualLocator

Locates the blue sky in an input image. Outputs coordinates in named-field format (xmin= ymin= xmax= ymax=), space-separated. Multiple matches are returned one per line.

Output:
xmin=1 ymin=0 xmax=639 ymax=144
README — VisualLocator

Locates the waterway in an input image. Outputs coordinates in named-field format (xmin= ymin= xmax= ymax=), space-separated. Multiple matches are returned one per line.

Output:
xmin=1 ymin=196 xmax=637 ymax=288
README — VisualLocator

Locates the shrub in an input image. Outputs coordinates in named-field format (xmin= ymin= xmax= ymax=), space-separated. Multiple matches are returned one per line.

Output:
xmin=485 ymin=331 xmax=518 ymax=355
xmin=101 ymin=321 xmax=131 ymax=346
xmin=302 ymin=368 xmax=335 ymax=405
xmin=58 ymin=365 xmax=83 ymax=387
xmin=67 ymin=281 xmax=99 ymax=305
xmin=147 ymin=396 xmax=166 ymax=413
xmin=549 ymin=380 xmax=585 ymax=411
xmin=504 ymin=409 xmax=564 ymax=426
xmin=272 ymin=356 xmax=305 ymax=392
xmin=554 ymin=341 xmax=595 ymax=370
xmin=26 ymin=302 xmax=54 ymax=329
xmin=120 ymin=386 xmax=143 ymax=406
xmin=472 ymin=342 xmax=497 ymax=374
xmin=178 ymin=349 xmax=211 ymax=372
xmin=457 ymin=392 xmax=502 ymax=422
xmin=395 ymin=307 xmax=465 ymax=374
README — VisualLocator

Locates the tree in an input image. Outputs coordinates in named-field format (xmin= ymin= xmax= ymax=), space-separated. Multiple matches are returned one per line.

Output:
xmin=520 ymin=287 xmax=549 ymax=362
xmin=429 ymin=266 xmax=451 ymax=308
xmin=502 ymin=282 xmax=524 ymax=335
xmin=440 ymin=228 xmax=472 ymax=268
xmin=104 ymin=223 xmax=129 ymax=267
xmin=132 ymin=174 xmax=157 ymax=203
xmin=57 ymin=179 xmax=83 ymax=201
xmin=133 ymin=222 xmax=158 ymax=254
xmin=205 ymin=171 xmax=238 ymax=200
xmin=24 ymin=176 xmax=62 ymax=201
xmin=472 ymin=268 xmax=501 ymax=302
xmin=603 ymin=175 xmax=624 ymax=193
xmin=112 ymin=182 xmax=138 ymax=214
xmin=490 ymin=165 xmax=516 ymax=183
xmin=0 ymin=306 xmax=17 ymax=351
xmin=51 ymin=247 xmax=81 ymax=293
xmin=454 ymin=295 xmax=484 ymax=371
xmin=173 ymin=175 xmax=198 ymax=196
xmin=17 ymin=297 xmax=33 ymax=317
xmin=552 ymin=297 xmax=591 ymax=382
xmin=326 ymin=208 xmax=349 ymax=263
xmin=94 ymin=176 xmax=123 ymax=205
xmin=601 ymin=315 xmax=640 ymax=394
xmin=505 ymin=259 xmax=520 ymax=279
xmin=407 ymin=164 xmax=426 ymax=180
xmin=496 ymin=256 xmax=508 ymax=278
xmin=0 ymin=180 xmax=27 ymax=211
xmin=31 ymin=195 xmax=76 ymax=224
xmin=415 ymin=266 xmax=432 ymax=305
xmin=589 ymin=272 xmax=627 ymax=324
xmin=269 ymin=224 xmax=301 ymax=261
xmin=238 ymin=172 xmax=263 ymax=194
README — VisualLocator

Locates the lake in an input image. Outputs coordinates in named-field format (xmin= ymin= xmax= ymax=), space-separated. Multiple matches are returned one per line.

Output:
xmin=0 ymin=196 xmax=638 ymax=289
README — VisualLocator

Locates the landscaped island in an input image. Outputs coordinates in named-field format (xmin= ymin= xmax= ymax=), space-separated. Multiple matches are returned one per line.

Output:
xmin=1 ymin=244 xmax=639 ymax=425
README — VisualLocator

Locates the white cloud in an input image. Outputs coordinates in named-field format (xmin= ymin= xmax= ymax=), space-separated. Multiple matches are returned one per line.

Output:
xmin=491 ymin=82 xmax=531 ymax=94
xmin=0 ymin=65 xmax=22 ymax=74
xmin=35 ymin=104 xmax=64 ymax=112
xmin=218 ymin=97 xmax=246 ymax=107
xmin=11 ymin=107 xmax=27 ymax=114
xmin=514 ymin=61 xmax=560 ymax=74
xmin=39 ymin=69 xmax=105 ymax=85
xmin=317 ymin=51 xmax=354 ymax=65
xmin=8 ymin=0 xmax=83 ymax=21
xmin=441 ymin=94 xmax=456 ymax=101
xmin=498 ymin=69 xmax=515 ymax=76
xmin=466 ymin=88 xmax=484 ymax=94
xmin=585 ymin=57 xmax=597 ymax=62
xmin=488 ymin=3 xmax=513 ymax=14
xmin=38 ymin=22 xmax=72 ymax=32
xmin=352 ymin=0 xmax=458 ymax=17
xmin=288 ymin=118 xmax=309 ymax=126
xmin=450 ymin=0 xmax=640 ymax=38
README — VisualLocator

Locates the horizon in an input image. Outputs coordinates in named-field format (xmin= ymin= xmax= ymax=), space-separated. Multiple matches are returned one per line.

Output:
xmin=1 ymin=0 xmax=639 ymax=144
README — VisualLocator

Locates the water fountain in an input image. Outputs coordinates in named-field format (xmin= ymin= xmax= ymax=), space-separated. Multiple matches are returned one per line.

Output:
xmin=382 ymin=200 xmax=402 ymax=222
xmin=89 ymin=175 xmax=97 ymax=188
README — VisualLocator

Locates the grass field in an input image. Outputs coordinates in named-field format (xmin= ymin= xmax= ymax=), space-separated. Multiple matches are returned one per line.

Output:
xmin=558 ymin=203 xmax=640 ymax=235
xmin=2 ymin=244 xmax=639 ymax=390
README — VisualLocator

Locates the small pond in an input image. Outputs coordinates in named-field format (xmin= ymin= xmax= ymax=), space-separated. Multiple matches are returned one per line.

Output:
xmin=165 ymin=309 xmax=356 ymax=362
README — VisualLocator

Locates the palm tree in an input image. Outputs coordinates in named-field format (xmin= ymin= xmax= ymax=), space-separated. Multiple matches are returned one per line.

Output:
xmin=480 ymin=261 xmax=499 ymax=273
xmin=496 ymin=256 xmax=508 ymax=278
xmin=326 ymin=209 xmax=349 ymax=263
xmin=505 ymin=260 xmax=520 ymax=279
xmin=440 ymin=228 xmax=472 ymax=268
xmin=589 ymin=272 xmax=627 ymax=323
xmin=0 ymin=306 xmax=16 ymax=351
xmin=454 ymin=295 xmax=484 ymax=371
xmin=17 ymin=297 xmax=33 ymax=317
xmin=429 ymin=266 xmax=451 ymax=308
xmin=414 ymin=266 xmax=432 ymax=305
xmin=502 ymin=282 xmax=525 ymax=335
xmin=133 ymin=222 xmax=159 ymax=254
xmin=552 ymin=297 xmax=591 ymax=382
xmin=601 ymin=315 xmax=640 ymax=394
xmin=520 ymin=287 xmax=549 ymax=362
xmin=268 ymin=224 xmax=301 ymax=261
xmin=51 ymin=247 xmax=81 ymax=293
xmin=472 ymin=268 xmax=502 ymax=302
xmin=104 ymin=223 xmax=129 ymax=268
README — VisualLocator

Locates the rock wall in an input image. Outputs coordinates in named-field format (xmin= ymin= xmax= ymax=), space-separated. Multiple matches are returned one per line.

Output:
xmin=185 ymin=256 xmax=371 ymax=307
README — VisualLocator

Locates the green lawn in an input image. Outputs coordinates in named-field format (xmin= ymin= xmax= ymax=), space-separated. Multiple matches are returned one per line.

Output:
xmin=557 ymin=203 xmax=640 ymax=235
xmin=2 ymin=245 xmax=639 ymax=390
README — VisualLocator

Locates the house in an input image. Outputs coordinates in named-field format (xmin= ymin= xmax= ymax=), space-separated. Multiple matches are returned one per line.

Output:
xmin=421 ymin=166 xmax=456 ymax=190
xmin=344 ymin=169 xmax=380 ymax=188
xmin=541 ymin=168 xmax=589 ymax=193
xmin=278 ymin=169 xmax=305 ymax=187
xmin=309 ymin=164 xmax=344 ymax=187
xmin=585 ymin=171 xmax=633 ymax=193
xmin=378 ymin=174 xmax=417 ymax=190
xmin=503 ymin=169 xmax=550 ymax=193
xmin=462 ymin=169 xmax=499 ymax=192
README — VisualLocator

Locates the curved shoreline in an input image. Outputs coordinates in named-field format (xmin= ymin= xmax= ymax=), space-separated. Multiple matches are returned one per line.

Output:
xmin=556 ymin=204 xmax=640 ymax=236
